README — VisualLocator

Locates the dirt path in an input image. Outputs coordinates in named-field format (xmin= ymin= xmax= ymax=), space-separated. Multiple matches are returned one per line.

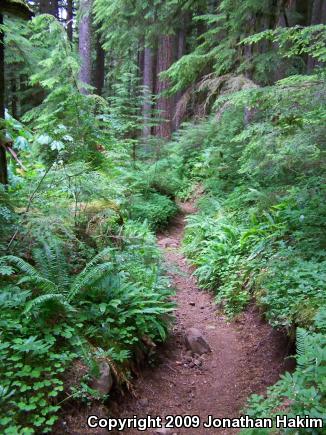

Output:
xmin=109 ymin=202 xmax=291 ymax=435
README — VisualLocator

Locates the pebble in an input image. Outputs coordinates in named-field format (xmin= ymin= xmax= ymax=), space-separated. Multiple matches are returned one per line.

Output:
xmin=154 ymin=429 xmax=175 ymax=435
xmin=139 ymin=398 xmax=149 ymax=407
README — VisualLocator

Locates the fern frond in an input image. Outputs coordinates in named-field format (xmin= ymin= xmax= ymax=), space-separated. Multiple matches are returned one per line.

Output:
xmin=3 ymin=255 xmax=59 ymax=293
xmin=80 ymin=247 xmax=113 ymax=272
xmin=24 ymin=293 xmax=75 ymax=315
xmin=296 ymin=327 xmax=309 ymax=358
xmin=68 ymin=262 xmax=114 ymax=302
xmin=33 ymin=238 xmax=70 ymax=290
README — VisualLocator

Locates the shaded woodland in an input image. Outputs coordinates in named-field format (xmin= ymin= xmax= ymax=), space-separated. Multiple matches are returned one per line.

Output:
xmin=0 ymin=0 xmax=325 ymax=433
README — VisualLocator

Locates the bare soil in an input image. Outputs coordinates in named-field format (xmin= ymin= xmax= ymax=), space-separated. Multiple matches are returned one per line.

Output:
xmin=60 ymin=202 xmax=293 ymax=435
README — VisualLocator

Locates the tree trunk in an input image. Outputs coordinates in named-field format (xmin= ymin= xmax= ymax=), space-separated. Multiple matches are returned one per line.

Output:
xmin=307 ymin=0 xmax=323 ymax=72
xmin=51 ymin=0 xmax=59 ymax=18
xmin=11 ymin=76 xmax=18 ymax=119
xmin=268 ymin=0 xmax=280 ymax=29
xmin=322 ymin=0 xmax=326 ymax=22
xmin=177 ymin=25 xmax=186 ymax=60
xmin=39 ymin=0 xmax=52 ymax=14
xmin=0 ymin=13 xmax=8 ymax=185
xmin=294 ymin=0 xmax=310 ymax=25
xmin=142 ymin=45 xmax=154 ymax=137
xmin=38 ymin=0 xmax=59 ymax=16
xmin=173 ymin=19 xmax=187 ymax=130
xmin=67 ymin=0 xmax=74 ymax=41
xmin=138 ymin=39 xmax=144 ymax=82
xmin=154 ymin=34 xmax=175 ymax=139
xmin=94 ymin=34 xmax=105 ymax=95
xmin=78 ymin=0 xmax=92 ymax=94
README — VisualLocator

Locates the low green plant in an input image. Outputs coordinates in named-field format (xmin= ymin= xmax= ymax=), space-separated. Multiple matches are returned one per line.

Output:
xmin=129 ymin=192 xmax=178 ymax=230
xmin=242 ymin=324 xmax=326 ymax=435
xmin=0 ymin=222 xmax=174 ymax=434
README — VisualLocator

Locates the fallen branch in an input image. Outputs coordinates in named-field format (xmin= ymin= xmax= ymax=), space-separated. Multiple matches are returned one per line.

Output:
xmin=7 ymin=146 xmax=27 ymax=171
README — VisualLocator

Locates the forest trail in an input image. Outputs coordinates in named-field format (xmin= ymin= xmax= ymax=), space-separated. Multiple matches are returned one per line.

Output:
xmin=109 ymin=201 xmax=291 ymax=435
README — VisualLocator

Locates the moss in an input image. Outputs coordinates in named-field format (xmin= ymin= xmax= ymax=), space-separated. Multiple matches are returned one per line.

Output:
xmin=1 ymin=0 xmax=34 ymax=20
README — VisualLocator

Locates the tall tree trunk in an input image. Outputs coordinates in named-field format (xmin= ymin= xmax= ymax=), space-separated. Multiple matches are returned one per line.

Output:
xmin=78 ymin=0 xmax=92 ymax=94
xmin=94 ymin=34 xmax=105 ymax=95
xmin=307 ymin=0 xmax=323 ymax=72
xmin=294 ymin=0 xmax=311 ymax=70
xmin=154 ymin=34 xmax=175 ymax=139
xmin=67 ymin=0 xmax=74 ymax=41
xmin=138 ymin=38 xmax=144 ymax=82
xmin=142 ymin=45 xmax=154 ymax=138
xmin=256 ymin=1 xmax=277 ymax=62
xmin=294 ymin=0 xmax=310 ymax=25
xmin=279 ymin=0 xmax=290 ymax=28
xmin=11 ymin=76 xmax=18 ymax=119
xmin=39 ymin=0 xmax=59 ymax=16
xmin=177 ymin=25 xmax=186 ymax=60
xmin=51 ymin=0 xmax=59 ymax=18
xmin=39 ymin=0 xmax=52 ymax=14
xmin=173 ymin=18 xmax=187 ymax=130
xmin=268 ymin=0 xmax=280 ymax=29
xmin=0 ymin=13 xmax=8 ymax=185
xmin=322 ymin=0 xmax=326 ymax=22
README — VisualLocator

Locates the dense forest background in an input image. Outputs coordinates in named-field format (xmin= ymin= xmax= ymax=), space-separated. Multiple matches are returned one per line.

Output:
xmin=0 ymin=0 xmax=325 ymax=433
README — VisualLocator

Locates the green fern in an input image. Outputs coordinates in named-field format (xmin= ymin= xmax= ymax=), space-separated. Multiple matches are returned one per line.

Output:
xmin=3 ymin=255 xmax=59 ymax=294
xmin=68 ymin=261 xmax=114 ymax=302
xmin=23 ymin=294 xmax=75 ymax=315
xmin=296 ymin=328 xmax=310 ymax=367
xmin=32 ymin=238 xmax=70 ymax=291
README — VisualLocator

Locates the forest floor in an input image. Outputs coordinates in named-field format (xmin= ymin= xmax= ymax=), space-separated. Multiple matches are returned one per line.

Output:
xmin=106 ymin=201 xmax=293 ymax=435
xmin=63 ymin=201 xmax=293 ymax=435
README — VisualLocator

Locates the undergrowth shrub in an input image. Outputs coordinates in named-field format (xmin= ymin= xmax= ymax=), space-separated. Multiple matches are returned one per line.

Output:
xmin=178 ymin=68 xmax=326 ymax=426
xmin=0 ymin=222 xmax=174 ymax=434
xmin=242 ymin=323 xmax=326 ymax=435
xmin=183 ymin=212 xmax=250 ymax=316
xmin=0 ymin=186 xmax=17 ymax=255
xmin=129 ymin=192 xmax=178 ymax=230
xmin=257 ymin=255 xmax=326 ymax=330
xmin=145 ymin=158 xmax=185 ymax=199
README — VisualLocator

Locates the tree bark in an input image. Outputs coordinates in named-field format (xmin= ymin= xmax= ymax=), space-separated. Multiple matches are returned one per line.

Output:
xmin=51 ymin=0 xmax=59 ymax=18
xmin=307 ymin=4 xmax=324 ymax=72
xmin=307 ymin=0 xmax=323 ymax=72
xmin=0 ymin=13 xmax=8 ymax=185
xmin=39 ymin=0 xmax=59 ymax=16
xmin=177 ymin=25 xmax=186 ymax=60
xmin=67 ymin=0 xmax=74 ymax=41
xmin=138 ymin=38 xmax=144 ymax=82
xmin=11 ymin=76 xmax=18 ymax=119
xmin=294 ymin=0 xmax=310 ymax=25
xmin=94 ymin=34 xmax=105 ymax=95
xmin=154 ymin=34 xmax=175 ymax=138
xmin=173 ymin=18 xmax=188 ymax=130
xmin=142 ymin=45 xmax=154 ymax=137
xmin=39 ymin=0 xmax=52 ymax=14
xmin=78 ymin=0 xmax=92 ymax=94
xmin=322 ymin=0 xmax=326 ymax=22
